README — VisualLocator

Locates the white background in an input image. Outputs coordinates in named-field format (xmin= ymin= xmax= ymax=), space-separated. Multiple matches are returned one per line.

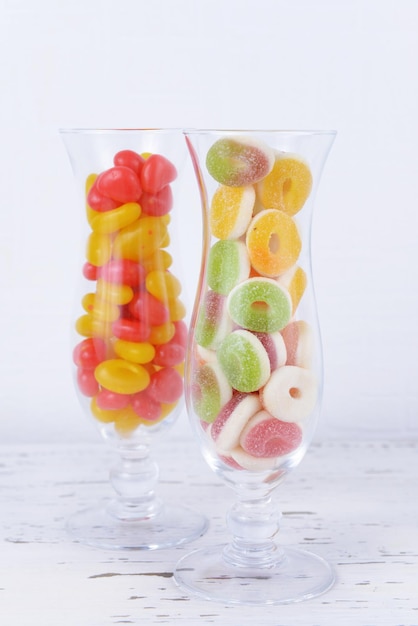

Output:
xmin=0 ymin=0 xmax=417 ymax=444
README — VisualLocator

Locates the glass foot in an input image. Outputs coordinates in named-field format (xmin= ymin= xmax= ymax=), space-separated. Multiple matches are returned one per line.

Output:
xmin=174 ymin=544 xmax=335 ymax=605
xmin=67 ymin=501 xmax=208 ymax=550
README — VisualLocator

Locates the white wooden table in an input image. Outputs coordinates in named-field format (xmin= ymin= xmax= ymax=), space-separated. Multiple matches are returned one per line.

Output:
xmin=1 ymin=436 xmax=417 ymax=625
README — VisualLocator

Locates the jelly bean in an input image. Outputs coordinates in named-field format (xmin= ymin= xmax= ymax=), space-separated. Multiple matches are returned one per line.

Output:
xmin=112 ymin=318 xmax=151 ymax=342
xmin=128 ymin=291 xmax=170 ymax=326
xmin=75 ymin=314 xmax=112 ymax=338
xmin=82 ymin=293 xmax=120 ymax=322
xmin=140 ymin=249 xmax=172 ymax=272
xmin=86 ymin=232 xmax=112 ymax=267
xmin=140 ymin=185 xmax=173 ymax=217
xmin=100 ymin=259 xmax=146 ymax=287
xmin=113 ymin=149 xmax=145 ymax=176
xmin=90 ymin=397 xmax=133 ymax=423
xmin=73 ymin=337 xmax=107 ymax=369
xmin=113 ymin=409 xmax=144 ymax=434
xmin=167 ymin=298 xmax=186 ymax=321
xmin=85 ymin=172 xmax=97 ymax=194
xmin=77 ymin=367 xmax=100 ymax=396
xmin=131 ymin=390 xmax=162 ymax=421
xmin=96 ymin=166 xmax=142 ymax=203
xmin=96 ymin=278 xmax=134 ymax=305
xmin=140 ymin=154 xmax=177 ymax=194
xmin=173 ymin=320 xmax=188 ymax=347
xmin=95 ymin=389 xmax=131 ymax=410
xmin=113 ymin=216 xmax=168 ymax=262
xmin=148 ymin=322 xmax=175 ymax=345
xmin=87 ymin=180 xmax=120 ymax=212
xmin=87 ymin=202 xmax=141 ymax=234
xmin=95 ymin=358 xmax=150 ymax=394
xmin=153 ymin=342 xmax=185 ymax=367
xmin=82 ymin=262 xmax=99 ymax=281
xmin=114 ymin=339 xmax=155 ymax=364
xmin=146 ymin=270 xmax=182 ymax=302
xmin=147 ymin=367 xmax=183 ymax=404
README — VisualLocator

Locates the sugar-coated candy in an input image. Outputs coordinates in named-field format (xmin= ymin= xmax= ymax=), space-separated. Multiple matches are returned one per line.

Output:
xmin=206 ymin=137 xmax=274 ymax=186
xmin=246 ymin=209 xmax=301 ymax=277
xmin=209 ymin=185 xmax=255 ymax=239
xmin=260 ymin=365 xmax=317 ymax=423
xmin=256 ymin=153 xmax=312 ymax=216
xmin=95 ymin=358 xmax=150 ymax=395
xmin=140 ymin=154 xmax=177 ymax=194
xmin=192 ymin=362 xmax=233 ymax=424
xmin=281 ymin=320 xmax=313 ymax=368
xmin=239 ymin=411 xmax=302 ymax=458
xmin=217 ymin=329 xmax=271 ymax=393
xmin=227 ymin=277 xmax=292 ymax=333
xmin=277 ymin=265 xmax=307 ymax=314
xmin=207 ymin=240 xmax=250 ymax=296
xmin=96 ymin=166 xmax=142 ymax=203
xmin=211 ymin=392 xmax=261 ymax=452
xmin=253 ymin=331 xmax=287 ymax=371
xmin=195 ymin=290 xmax=232 ymax=349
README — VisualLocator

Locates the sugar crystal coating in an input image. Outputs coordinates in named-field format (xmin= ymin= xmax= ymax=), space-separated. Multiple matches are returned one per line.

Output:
xmin=206 ymin=137 xmax=274 ymax=186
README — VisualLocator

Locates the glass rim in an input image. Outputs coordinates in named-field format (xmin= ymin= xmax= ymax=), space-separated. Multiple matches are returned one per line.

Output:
xmin=58 ymin=127 xmax=184 ymax=134
xmin=183 ymin=129 xmax=337 ymax=136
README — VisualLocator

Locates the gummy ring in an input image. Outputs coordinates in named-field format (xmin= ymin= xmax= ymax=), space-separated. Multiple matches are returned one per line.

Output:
xmin=209 ymin=185 xmax=255 ymax=239
xmin=207 ymin=240 xmax=250 ymax=296
xmin=239 ymin=410 xmax=303 ymax=457
xmin=95 ymin=358 xmax=150 ymax=395
xmin=217 ymin=329 xmax=270 ymax=392
xmin=227 ymin=277 xmax=292 ymax=333
xmin=211 ymin=392 xmax=261 ymax=452
xmin=256 ymin=153 xmax=312 ymax=216
xmin=246 ymin=209 xmax=301 ymax=277
xmin=192 ymin=362 xmax=232 ymax=423
xmin=260 ymin=365 xmax=318 ymax=423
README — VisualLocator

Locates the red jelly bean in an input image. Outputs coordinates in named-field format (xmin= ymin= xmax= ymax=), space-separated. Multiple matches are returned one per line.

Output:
xmin=87 ymin=181 xmax=120 ymax=212
xmin=140 ymin=185 xmax=173 ymax=217
xmin=77 ymin=367 xmax=100 ymax=396
xmin=147 ymin=367 xmax=183 ymax=404
xmin=173 ymin=320 xmax=188 ymax=348
xmin=153 ymin=342 xmax=185 ymax=367
xmin=96 ymin=389 xmax=131 ymax=410
xmin=113 ymin=150 xmax=145 ymax=176
xmin=100 ymin=259 xmax=146 ymax=287
xmin=82 ymin=262 xmax=99 ymax=281
xmin=131 ymin=390 xmax=162 ymax=421
xmin=96 ymin=166 xmax=142 ymax=203
xmin=112 ymin=318 xmax=151 ymax=342
xmin=73 ymin=338 xmax=107 ymax=369
xmin=128 ymin=292 xmax=170 ymax=326
xmin=140 ymin=155 xmax=177 ymax=194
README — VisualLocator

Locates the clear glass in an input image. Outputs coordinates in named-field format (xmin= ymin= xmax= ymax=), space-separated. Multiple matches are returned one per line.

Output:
xmin=174 ymin=129 xmax=336 ymax=603
xmin=60 ymin=128 xmax=208 ymax=550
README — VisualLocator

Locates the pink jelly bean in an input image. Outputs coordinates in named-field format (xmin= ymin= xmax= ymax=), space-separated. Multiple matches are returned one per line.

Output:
xmin=112 ymin=318 xmax=151 ymax=342
xmin=140 ymin=185 xmax=173 ymax=217
xmin=77 ymin=367 xmax=100 ymax=397
xmin=73 ymin=337 xmax=107 ymax=369
xmin=140 ymin=154 xmax=177 ymax=194
xmin=147 ymin=367 xmax=183 ymax=404
xmin=96 ymin=389 xmax=131 ymax=410
xmin=100 ymin=259 xmax=146 ymax=287
xmin=82 ymin=262 xmax=99 ymax=281
xmin=96 ymin=166 xmax=142 ymax=203
xmin=113 ymin=150 xmax=145 ymax=176
xmin=131 ymin=390 xmax=162 ymax=421
xmin=128 ymin=291 xmax=170 ymax=326
xmin=87 ymin=181 xmax=120 ymax=212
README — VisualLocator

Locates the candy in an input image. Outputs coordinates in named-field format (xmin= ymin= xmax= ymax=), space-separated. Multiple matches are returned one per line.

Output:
xmin=145 ymin=270 xmax=182 ymax=302
xmin=260 ymin=365 xmax=318 ymax=423
xmin=277 ymin=265 xmax=307 ymax=314
xmin=211 ymin=392 xmax=261 ymax=452
xmin=195 ymin=290 xmax=232 ymax=349
xmin=239 ymin=411 xmax=302 ymax=457
xmin=96 ymin=166 xmax=142 ymax=203
xmin=86 ymin=232 xmax=112 ymax=267
xmin=113 ymin=216 xmax=168 ymax=262
xmin=95 ymin=389 xmax=131 ymax=410
xmin=147 ymin=367 xmax=183 ymax=404
xmin=140 ymin=186 xmax=173 ymax=217
xmin=131 ymin=390 xmax=162 ymax=421
xmin=153 ymin=321 xmax=187 ymax=367
xmin=230 ymin=447 xmax=277 ymax=472
xmin=112 ymin=318 xmax=151 ymax=342
xmin=128 ymin=291 xmax=170 ymax=326
xmin=94 ymin=358 xmax=150 ymax=395
xmin=227 ymin=277 xmax=292 ymax=333
xmin=87 ymin=202 xmax=141 ymax=235
xmin=245 ymin=209 xmax=301 ymax=277
xmin=148 ymin=322 xmax=175 ymax=345
xmin=207 ymin=240 xmax=250 ymax=296
xmin=217 ymin=329 xmax=270 ymax=393
xmin=113 ymin=149 xmax=145 ymax=176
xmin=253 ymin=331 xmax=287 ymax=371
xmin=256 ymin=153 xmax=312 ymax=216
xmin=96 ymin=278 xmax=134 ymax=305
xmin=77 ymin=367 xmax=100 ymax=397
xmin=87 ymin=182 xmax=120 ymax=212
xmin=192 ymin=362 xmax=233 ymax=424
xmin=140 ymin=154 xmax=177 ymax=194
xmin=281 ymin=320 xmax=313 ymax=368
xmin=114 ymin=339 xmax=155 ymax=364
xmin=209 ymin=185 xmax=255 ymax=239
xmin=73 ymin=337 xmax=107 ymax=369
xmin=99 ymin=259 xmax=146 ymax=287
xmin=206 ymin=136 xmax=274 ymax=186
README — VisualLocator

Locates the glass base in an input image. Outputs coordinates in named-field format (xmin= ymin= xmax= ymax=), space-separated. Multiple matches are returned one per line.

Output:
xmin=174 ymin=544 xmax=335 ymax=605
xmin=67 ymin=501 xmax=209 ymax=550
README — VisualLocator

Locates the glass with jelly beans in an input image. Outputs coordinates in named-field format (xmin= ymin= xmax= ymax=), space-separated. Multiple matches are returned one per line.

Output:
xmin=61 ymin=129 xmax=207 ymax=550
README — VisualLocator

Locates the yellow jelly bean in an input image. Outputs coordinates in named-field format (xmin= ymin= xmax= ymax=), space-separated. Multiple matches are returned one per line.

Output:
xmin=90 ymin=396 xmax=118 ymax=423
xmin=113 ymin=216 xmax=168 ymax=262
xmin=82 ymin=293 xmax=120 ymax=322
xmin=87 ymin=202 xmax=141 ymax=235
xmin=146 ymin=270 xmax=182 ymax=302
xmin=256 ymin=155 xmax=312 ymax=216
xmin=96 ymin=278 xmax=134 ymax=305
xmin=140 ymin=249 xmax=173 ymax=273
xmin=148 ymin=322 xmax=175 ymax=345
xmin=85 ymin=173 xmax=97 ymax=195
xmin=114 ymin=339 xmax=155 ymax=364
xmin=86 ymin=231 xmax=112 ymax=267
xmin=95 ymin=359 xmax=150 ymax=394
xmin=167 ymin=298 xmax=186 ymax=321
xmin=75 ymin=314 xmax=113 ymax=339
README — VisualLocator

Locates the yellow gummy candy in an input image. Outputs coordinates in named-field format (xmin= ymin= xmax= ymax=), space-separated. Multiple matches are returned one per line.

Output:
xmin=210 ymin=185 xmax=255 ymax=240
xmin=256 ymin=154 xmax=312 ymax=216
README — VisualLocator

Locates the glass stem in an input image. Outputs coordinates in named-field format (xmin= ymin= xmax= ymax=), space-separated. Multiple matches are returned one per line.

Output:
xmin=107 ymin=446 xmax=162 ymax=521
xmin=223 ymin=492 xmax=283 ymax=569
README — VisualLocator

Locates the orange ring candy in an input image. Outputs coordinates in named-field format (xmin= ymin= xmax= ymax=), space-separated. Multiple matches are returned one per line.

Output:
xmin=246 ymin=209 xmax=301 ymax=277
xmin=256 ymin=154 xmax=312 ymax=216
